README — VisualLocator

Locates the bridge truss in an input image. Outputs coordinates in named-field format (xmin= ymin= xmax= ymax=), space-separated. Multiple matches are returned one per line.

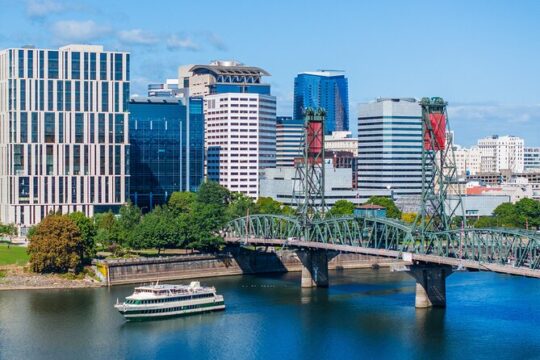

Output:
xmin=224 ymin=215 xmax=540 ymax=273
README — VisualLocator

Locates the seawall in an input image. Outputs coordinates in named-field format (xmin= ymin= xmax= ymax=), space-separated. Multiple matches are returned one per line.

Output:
xmin=95 ymin=248 xmax=403 ymax=286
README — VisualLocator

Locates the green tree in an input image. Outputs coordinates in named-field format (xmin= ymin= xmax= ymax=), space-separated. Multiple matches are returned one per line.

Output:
xmin=68 ymin=212 xmax=97 ymax=263
xmin=168 ymin=191 xmax=196 ymax=216
xmin=184 ymin=204 xmax=226 ymax=252
xmin=492 ymin=202 xmax=518 ymax=227
xmin=131 ymin=206 xmax=182 ymax=253
xmin=255 ymin=197 xmax=284 ymax=215
xmin=514 ymin=198 xmax=540 ymax=229
xmin=366 ymin=196 xmax=402 ymax=219
xmin=27 ymin=214 xmax=84 ymax=273
xmin=0 ymin=223 xmax=17 ymax=243
xmin=473 ymin=216 xmax=498 ymax=228
xmin=93 ymin=211 xmax=120 ymax=248
xmin=196 ymin=181 xmax=230 ymax=208
xmin=117 ymin=202 xmax=142 ymax=245
xmin=327 ymin=200 xmax=355 ymax=217
xmin=227 ymin=193 xmax=257 ymax=219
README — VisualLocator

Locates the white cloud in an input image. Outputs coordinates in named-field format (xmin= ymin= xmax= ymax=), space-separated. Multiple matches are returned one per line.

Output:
xmin=26 ymin=0 xmax=64 ymax=18
xmin=51 ymin=20 xmax=111 ymax=43
xmin=166 ymin=34 xmax=200 ymax=51
xmin=205 ymin=32 xmax=227 ymax=51
xmin=117 ymin=29 xmax=159 ymax=46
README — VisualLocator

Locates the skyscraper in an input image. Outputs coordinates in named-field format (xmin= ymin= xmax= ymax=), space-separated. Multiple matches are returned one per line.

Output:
xmin=179 ymin=61 xmax=276 ymax=198
xmin=0 ymin=44 xmax=130 ymax=231
xmin=128 ymin=96 xmax=204 ymax=211
xmin=293 ymin=70 xmax=349 ymax=134
xmin=357 ymin=98 xmax=423 ymax=197
xmin=276 ymin=116 xmax=303 ymax=167
xmin=524 ymin=147 xmax=540 ymax=172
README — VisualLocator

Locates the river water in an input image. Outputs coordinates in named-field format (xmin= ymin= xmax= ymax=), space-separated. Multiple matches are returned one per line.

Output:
xmin=0 ymin=268 xmax=539 ymax=360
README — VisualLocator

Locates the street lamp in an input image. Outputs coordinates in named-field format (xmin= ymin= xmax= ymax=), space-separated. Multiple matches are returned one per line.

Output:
xmin=386 ymin=185 xmax=395 ymax=201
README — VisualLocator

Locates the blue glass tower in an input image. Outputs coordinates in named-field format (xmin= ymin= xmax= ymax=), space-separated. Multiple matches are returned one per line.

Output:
xmin=293 ymin=71 xmax=349 ymax=134
xmin=128 ymin=97 xmax=204 ymax=211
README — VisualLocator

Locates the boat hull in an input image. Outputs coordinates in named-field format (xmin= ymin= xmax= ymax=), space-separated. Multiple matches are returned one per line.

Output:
xmin=117 ymin=302 xmax=225 ymax=321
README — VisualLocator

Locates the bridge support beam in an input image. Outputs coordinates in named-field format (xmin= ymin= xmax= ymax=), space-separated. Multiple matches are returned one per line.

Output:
xmin=408 ymin=264 xmax=453 ymax=308
xmin=297 ymin=249 xmax=329 ymax=288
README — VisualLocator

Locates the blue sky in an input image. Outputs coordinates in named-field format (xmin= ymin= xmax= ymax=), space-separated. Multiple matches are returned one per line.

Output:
xmin=1 ymin=0 xmax=539 ymax=146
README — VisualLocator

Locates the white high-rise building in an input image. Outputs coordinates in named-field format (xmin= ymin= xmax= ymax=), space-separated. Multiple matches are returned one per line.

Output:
xmin=205 ymin=93 xmax=276 ymax=197
xmin=477 ymin=135 xmax=524 ymax=173
xmin=179 ymin=61 xmax=276 ymax=197
xmin=0 ymin=45 xmax=130 ymax=231
xmin=454 ymin=145 xmax=482 ymax=176
xmin=276 ymin=116 xmax=303 ymax=167
xmin=357 ymin=98 xmax=423 ymax=197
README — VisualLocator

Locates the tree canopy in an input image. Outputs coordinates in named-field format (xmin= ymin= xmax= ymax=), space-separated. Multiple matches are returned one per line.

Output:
xmin=27 ymin=214 xmax=84 ymax=273
xmin=327 ymin=200 xmax=355 ymax=217
xmin=366 ymin=196 xmax=402 ymax=219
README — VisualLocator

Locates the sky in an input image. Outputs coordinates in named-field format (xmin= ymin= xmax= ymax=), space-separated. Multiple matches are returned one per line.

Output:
xmin=0 ymin=0 xmax=539 ymax=146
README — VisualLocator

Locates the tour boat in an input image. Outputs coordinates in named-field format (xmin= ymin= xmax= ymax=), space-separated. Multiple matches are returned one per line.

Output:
xmin=114 ymin=281 xmax=225 ymax=321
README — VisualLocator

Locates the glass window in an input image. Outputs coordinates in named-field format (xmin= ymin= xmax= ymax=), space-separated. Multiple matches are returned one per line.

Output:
xmin=75 ymin=113 xmax=84 ymax=143
xmin=90 ymin=53 xmax=96 ymax=80
xmin=27 ymin=50 xmax=33 ymax=78
xmin=18 ymin=50 xmax=24 ymax=78
xmin=44 ymin=113 xmax=55 ymax=143
xmin=48 ymin=51 xmax=59 ymax=79
xmin=20 ymin=113 xmax=28 ymax=143
xmin=114 ymin=53 xmax=122 ymax=81
xmin=71 ymin=52 xmax=80 ymax=79
xmin=115 ymin=114 xmax=124 ymax=143
xmin=99 ymin=53 xmax=107 ymax=80
xmin=101 ymin=82 xmax=108 ymax=112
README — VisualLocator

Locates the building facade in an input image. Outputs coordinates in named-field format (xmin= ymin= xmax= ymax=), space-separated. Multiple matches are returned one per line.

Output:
xmin=0 ymin=45 xmax=129 ymax=230
xmin=325 ymin=131 xmax=358 ymax=157
xmin=128 ymin=97 xmax=204 ymax=211
xmin=178 ymin=60 xmax=270 ymax=97
xmin=357 ymin=98 xmax=423 ymax=197
xmin=260 ymin=163 xmax=388 ymax=207
xmin=276 ymin=116 xmax=303 ymax=167
xmin=205 ymin=93 xmax=276 ymax=197
xmin=147 ymin=79 xmax=180 ymax=98
xmin=477 ymin=135 xmax=524 ymax=173
xmin=293 ymin=70 xmax=349 ymax=134
xmin=524 ymin=147 xmax=540 ymax=172
xmin=454 ymin=145 xmax=482 ymax=176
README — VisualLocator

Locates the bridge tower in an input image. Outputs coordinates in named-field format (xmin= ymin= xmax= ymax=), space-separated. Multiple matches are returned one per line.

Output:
xmin=293 ymin=108 xmax=329 ymax=287
xmin=415 ymin=97 xmax=465 ymax=235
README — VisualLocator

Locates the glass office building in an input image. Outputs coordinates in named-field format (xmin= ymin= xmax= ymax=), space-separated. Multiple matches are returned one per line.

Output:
xmin=0 ymin=44 xmax=130 ymax=230
xmin=293 ymin=70 xmax=349 ymax=134
xmin=128 ymin=97 xmax=204 ymax=211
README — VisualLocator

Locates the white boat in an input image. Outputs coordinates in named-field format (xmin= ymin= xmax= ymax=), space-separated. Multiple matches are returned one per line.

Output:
xmin=114 ymin=281 xmax=225 ymax=321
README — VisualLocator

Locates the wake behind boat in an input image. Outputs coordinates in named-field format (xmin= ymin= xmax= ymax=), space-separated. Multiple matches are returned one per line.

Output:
xmin=114 ymin=281 xmax=225 ymax=321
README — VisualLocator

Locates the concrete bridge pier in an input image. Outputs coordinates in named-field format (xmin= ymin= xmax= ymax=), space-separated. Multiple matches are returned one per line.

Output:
xmin=408 ymin=264 xmax=453 ymax=308
xmin=297 ymin=249 xmax=329 ymax=288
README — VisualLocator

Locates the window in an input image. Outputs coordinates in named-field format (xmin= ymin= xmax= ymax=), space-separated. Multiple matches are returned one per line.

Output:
xmin=75 ymin=113 xmax=84 ymax=143
xmin=44 ymin=113 xmax=55 ymax=143
xmin=48 ymin=51 xmax=59 ymax=79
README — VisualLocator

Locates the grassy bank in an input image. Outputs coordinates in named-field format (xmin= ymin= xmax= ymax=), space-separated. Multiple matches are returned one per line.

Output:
xmin=0 ymin=243 xmax=29 ymax=266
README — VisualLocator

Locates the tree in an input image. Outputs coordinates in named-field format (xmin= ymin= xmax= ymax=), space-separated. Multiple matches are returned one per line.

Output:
xmin=473 ymin=216 xmax=497 ymax=228
xmin=196 ymin=181 xmax=230 ymax=208
xmin=401 ymin=212 xmax=418 ymax=224
xmin=366 ymin=196 xmax=402 ymax=219
xmin=327 ymin=200 xmax=355 ymax=217
xmin=117 ymin=202 xmax=142 ymax=245
xmin=68 ymin=212 xmax=97 ymax=263
xmin=514 ymin=198 xmax=540 ymax=229
xmin=27 ymin=214 xmax=84 ymax=273
xmin=0 ymin=223 xmax=17 ymax=243
xmin=93 ymin=211 xmax=120 ymax=248
xmin=184 ymin=204 xmax=226 ymax=252
xmin=168 ymin=192 xmax=196 ymax=216
xmin=492 ymin=202 xmax=518 ymax=227
xmin=227 ymin=193 xmax=257 ymax=220
xmin=255 ymin=197 xmax=284 ymax=215
xmin=131 ymin=206 xmax=182 ymax=253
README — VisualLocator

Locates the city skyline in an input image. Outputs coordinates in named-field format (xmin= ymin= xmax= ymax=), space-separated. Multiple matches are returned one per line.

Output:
xmin=0 ymin=0 xmax=539 ymax=146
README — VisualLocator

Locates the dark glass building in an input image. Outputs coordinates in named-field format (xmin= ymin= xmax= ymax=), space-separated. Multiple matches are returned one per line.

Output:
xmin=128 ymin=97 xmax=204 ymax=211
xmin=293 ymin=70 xmax=349 ymax=134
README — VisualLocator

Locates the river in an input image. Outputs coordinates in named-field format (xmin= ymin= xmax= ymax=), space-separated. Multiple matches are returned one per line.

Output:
xmin=0 ymin=268 xmax=539 ymax=360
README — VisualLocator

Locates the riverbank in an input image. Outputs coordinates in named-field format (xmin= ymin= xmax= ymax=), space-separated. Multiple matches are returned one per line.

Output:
xmin=0 ymin=265 xmax=103 ymax=291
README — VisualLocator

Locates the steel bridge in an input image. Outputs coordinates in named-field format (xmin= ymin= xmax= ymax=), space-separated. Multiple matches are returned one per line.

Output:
xmin=223 ymin=214 xmax=540 ymax=277
xmin=222 ymin=101 xmax=540 ymax=307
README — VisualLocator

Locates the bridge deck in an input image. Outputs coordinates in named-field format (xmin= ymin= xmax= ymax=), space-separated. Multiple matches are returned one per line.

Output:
xmin=225 ymin=237 xmax=540 ymax=279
